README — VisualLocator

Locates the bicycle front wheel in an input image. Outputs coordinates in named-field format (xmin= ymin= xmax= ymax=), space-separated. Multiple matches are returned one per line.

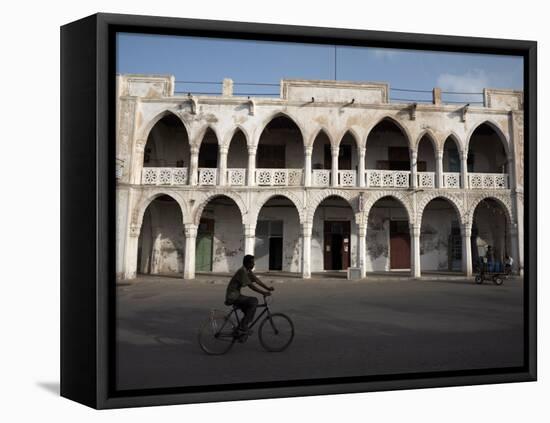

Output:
xmin=198 ymin=313 xmax=236 ymax=355
xmin=259 ymin=313 xmax=294 ymax=352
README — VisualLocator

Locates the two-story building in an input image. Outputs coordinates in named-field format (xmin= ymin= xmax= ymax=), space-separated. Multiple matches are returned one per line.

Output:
xmin=115 ymin=75 xmax=524 ymax=281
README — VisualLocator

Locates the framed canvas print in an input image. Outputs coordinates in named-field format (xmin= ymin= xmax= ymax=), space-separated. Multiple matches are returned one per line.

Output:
xmin=60 ymin=13 xmax=537 ymax=409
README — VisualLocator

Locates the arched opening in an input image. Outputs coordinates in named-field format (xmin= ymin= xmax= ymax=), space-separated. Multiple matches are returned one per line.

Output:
xmin=197 ymin=128 xmax=219 ymax=185
xmin=468 ymin=124 xmax=510 ymax=189
xmin=143 ymin=114 xmax=190 ymax=168
xmin=311 ymin=130 xmax=331 ymax=186
xmin=137 ymin=195 xmax=184 ymax=276
xmin=196 ymin=195 xmax=243 ymax=273
xmin=366 ymin=197 xmax=410 ymax=272
xmin=442 ymin=135 xmax=462 ymax=188
xmin=365 ymin=119 xmax=411 ymax=188
xmin=254 ymin=196 xmax=301 ymax=273
xmin=472 ymin=198 xmax=511 ymax=271
xmin=420 ymin=198 xmax=463 ymax=274
xmin=226 ymin=129 xmax=248 ymax=186
xmin=312 ymin=196 xmax=355 ymax=276
xmin=338 ymin=132 xmax=358 ymax=186
xmin=256 ymin=115 xmax=304 ymax=185
xmin=417 ymin=134 xmax=436 ymax=187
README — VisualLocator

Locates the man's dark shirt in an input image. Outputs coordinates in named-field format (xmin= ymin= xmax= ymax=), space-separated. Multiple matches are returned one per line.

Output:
xmin=225 ymin=266 xmax=260 ymax=304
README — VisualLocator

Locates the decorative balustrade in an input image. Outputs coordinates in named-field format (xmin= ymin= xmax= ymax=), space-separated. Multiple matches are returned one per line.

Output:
xmin=226 ymin=168 xmax=246 ymax=186
xmin=198 ymin=168 xmax=217 ymax=185
xmin=468 ymin=173 xmax=508 ymax=189
xmin=312 ymin=169 xmax=331 ymax=186
xmin=366 ymin=170 xmax=410 ymax=188
xmin=443 ymin=172 xmax=461 ymax=188
xmin=338 ymin=170 xmax=357 ymax=187
xmin=417 ymin=172 xmax=435 ymax=188
xmin=255 ymin=168 xmax=303 ymax=186
xmin=142 ymin=167 xmax=188 ymax=185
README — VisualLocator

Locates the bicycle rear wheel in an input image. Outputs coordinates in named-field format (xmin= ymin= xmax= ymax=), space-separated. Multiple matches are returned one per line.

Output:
xmin=198 ymin=312 xmax=236 ymax=355
xmin=259 ymin=313 xmax=294 ymax=352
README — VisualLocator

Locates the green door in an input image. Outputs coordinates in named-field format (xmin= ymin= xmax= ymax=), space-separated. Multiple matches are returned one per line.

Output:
xmin=196 ymin=219 xmax=214 ymax=272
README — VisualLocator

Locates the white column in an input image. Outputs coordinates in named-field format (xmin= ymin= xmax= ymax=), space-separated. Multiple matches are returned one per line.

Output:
xmin=436 ymin=150 xmax=444 ymax=188
xmin=132 ymin=140 xmax=146 ymax=184
xmin=358 ymin=146 xmax=366 ymax=187
xmin=510 ymin=223 xmax=520 ymax=274
xmin=247 ymin=145 xmax=257 ymax=186
xmin=304 ymin=146 xmax=313 ymax=187
xmin=461 ymin=222 xmax=473 ymax=276
xmin=358 ymin=223 xmax=367 ymax=278
xmin=183 ymin=223 xmax=197 ymax=279
xmin=218 ymin=145 xmax=228 ymax=185
xmin=189 ymin=145 xmax=199 ymax=186
xmin=410 ymin=149 xmax=418 ymax=189
xmin=123 ymin=223 xmax=141 ymax=279
xmin=331 ymin=146 xmax=339 ymax=187
xmin=460 ymin=150 xmax=469 ymax=189
xmin=244 ymin=224 xmax=256 ymax=255
xmin=301 ymin=221 xmax=312 ymax=279
xmin=410 ymin=223 xmax=421 ymax=278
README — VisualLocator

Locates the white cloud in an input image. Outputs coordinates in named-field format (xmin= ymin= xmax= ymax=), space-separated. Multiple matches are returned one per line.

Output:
xmin=370 ymin=48 xmax=400 ymax=60
xmin=436 ymin=69 xmax=489 ymax=93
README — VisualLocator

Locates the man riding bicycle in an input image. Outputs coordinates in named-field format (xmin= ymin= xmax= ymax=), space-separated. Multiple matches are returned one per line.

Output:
xmin=225 ymin=255 xmax=274 ymax=338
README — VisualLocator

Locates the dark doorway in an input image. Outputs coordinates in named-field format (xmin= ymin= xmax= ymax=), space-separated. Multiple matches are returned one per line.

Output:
xmin=196 ymin=218 xmax=214 ymax=271
xmin=323 ymin=221 xmax=351 ymax=270
xmin=390 ymin=220 xmax=410 ymax=269
xmin=268 ymin=237 xmax=283 ymax=270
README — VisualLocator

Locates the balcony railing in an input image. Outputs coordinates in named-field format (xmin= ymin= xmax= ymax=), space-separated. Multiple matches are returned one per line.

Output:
xmin=338 ymin=170 xmax=356 ymax=186
xmin=468 ymin=173 xmax=508 ymax=189
xmin=256 ymin=168 xmax=303 ymax=186
xmin=366 ymin=170 xmax=410 ymax=188
xmin=443 ymin=172 xmax=461 ymax=188
xmin=312 ymin=169 xmax=331 ymax=186
xmin=198 ymin=168 xmax=217 ymax=185
xmin=142 ymin=167 xmax=188 ymax=185
xmin=417 ymin=172 xmax=435 ymax=188
xmin=227 ymin=168 xmax=246 ymax=186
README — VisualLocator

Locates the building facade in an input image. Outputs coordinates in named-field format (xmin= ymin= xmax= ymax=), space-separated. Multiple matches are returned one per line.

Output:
xmin=115 ymin=75 xmax=524 ymax=280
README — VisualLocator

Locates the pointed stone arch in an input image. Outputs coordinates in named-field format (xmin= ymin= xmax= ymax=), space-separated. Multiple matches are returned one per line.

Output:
xmin=249 ymin=190 xmax=305 ymax=226
xmin=139 ymin=109 xmax=190 ymax=143
xmin=256 ymin=111 xmax=306 ymax=148
xmin=191 ymin=190 xmax=248 ymax=226
xmin=132 ymin=190 xmax=188 ymax=230
xmin=466 ymin=193 xmax=514 ymax=226
xmin=309 ymin=126 xmax=335 ymax=148
xmin=414 ymin=129 xmax=439 ymax=152
xmin=466 ymin=120 xmax=510 ymax=155
xmin=362 ymin=190 xmax=414 ymax=225
xmin=365 ymin=115 xmax=413 ymax=149
xmin=306 ymin=189 xmax=358 ymax=223
xmin=416 ymin=191 xmax=466 ymax=225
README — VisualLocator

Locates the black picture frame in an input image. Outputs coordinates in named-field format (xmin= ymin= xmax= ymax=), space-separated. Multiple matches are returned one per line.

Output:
xmin=60 ymin=12 xmax=537 ymax=409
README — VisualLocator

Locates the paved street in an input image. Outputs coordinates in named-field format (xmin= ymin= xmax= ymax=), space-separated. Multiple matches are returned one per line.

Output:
xmin=116 ymin=274 xmax=524 ymax=391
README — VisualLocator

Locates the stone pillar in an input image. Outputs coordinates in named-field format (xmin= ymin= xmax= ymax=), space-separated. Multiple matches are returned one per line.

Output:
xmin=247 ymin=145 xmax=257 ymax=186
xmin=304 ymin=145 xmax=313 ymax=187
xmin=123 ymin=223 xmax=141 ymax=279
xmin=244 ymin=224 xmax=256 ymax=256
xmin=218 ymin=145 xmax=228 ymax=185
xmin=222 ymin=78 xmax=233 ymax=96
xmin=436 ymin=150 xmax=444 ymax=188
xmin=410 ymin=149 xmax=418 ymax=189
xmin=183 ymin=223 xmax=197 ymax=279
xmin=461 ymin=223 xmax=473 ymax=276
xmin=410 ymin=223 xmax=421 ymax=278
xmin=132 ymin=140 xmax=146 ymax=185
xmin=460 ymin=150 xmax=469 ymax=189
xmin=331 ymin=146 xmax=339 ymax=187
xmin=358 ymin=146 xmax=366 ymax=187
xmin=189 ymin=145 xmax=199 ymax=186
xmin=433 ymin=87 xmax=442 ymax=105
xmin=301 ymin=221 xmax=313 ymax=279
xmin=358 ymin=223 xmax=367 ymax=278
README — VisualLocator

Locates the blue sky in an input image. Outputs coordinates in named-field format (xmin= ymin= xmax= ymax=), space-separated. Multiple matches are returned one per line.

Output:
xmin=117 ymin=33 xmax=523 ymax=104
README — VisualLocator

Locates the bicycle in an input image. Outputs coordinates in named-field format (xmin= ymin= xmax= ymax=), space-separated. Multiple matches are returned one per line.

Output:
xmin=198 ymin=295 xmax=294 ymax=355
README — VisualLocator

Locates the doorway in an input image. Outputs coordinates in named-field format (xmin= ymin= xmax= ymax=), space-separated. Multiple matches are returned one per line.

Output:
xmin=196 ymin=218 xmax=214 ymax=271
xmin=323 ymin=221 xmax=351 ymax=270
xmin=390 ymin=220 xmax=410 ymax=269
